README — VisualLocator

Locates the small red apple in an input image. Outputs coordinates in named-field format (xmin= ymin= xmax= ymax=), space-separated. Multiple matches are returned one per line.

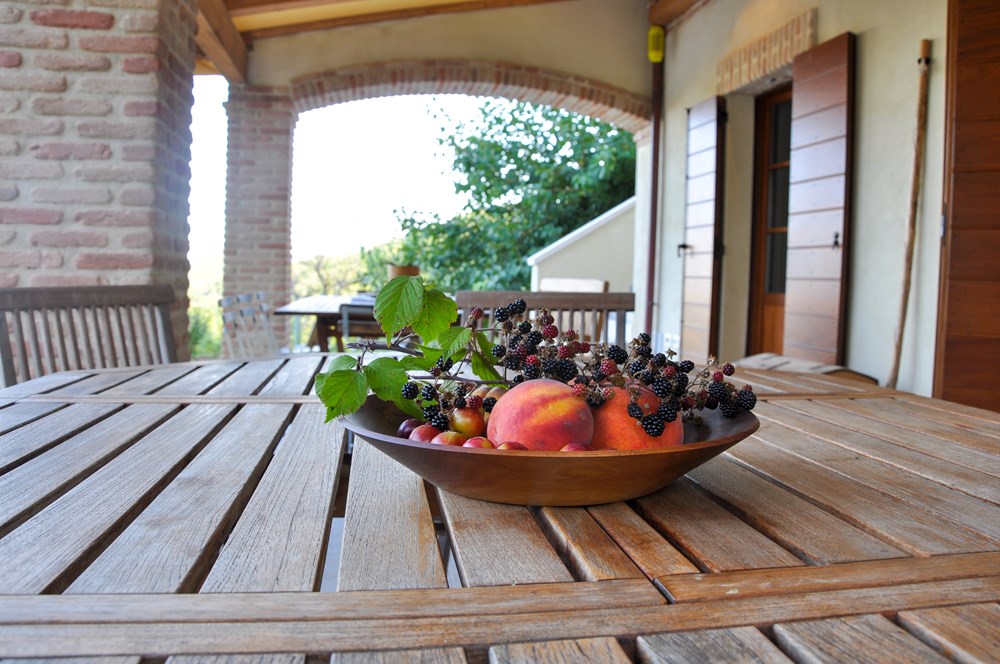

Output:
xmin=396 ymin=418 xmax=422 ymax=438
xmin=463 ymin=436 xmax=495 ymax=448
xmin=431 ymin=431 xmax=468 ymax=446
xmin=496 ymin=441 xmax=528 ymax=450
xmin=408 ymin=423 xmax=441 ymax=443
xmin=560 ymin=442 xmax=594 ymax=452
xmin=450 ymin=407 xmax=486 ymax=437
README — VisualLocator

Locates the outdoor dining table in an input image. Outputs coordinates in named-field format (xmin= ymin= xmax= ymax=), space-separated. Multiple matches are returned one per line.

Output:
xmin=0 ymin=355 xmax=998 ymax=660
xmin=275 ymin=294 xmax=381 ymax=352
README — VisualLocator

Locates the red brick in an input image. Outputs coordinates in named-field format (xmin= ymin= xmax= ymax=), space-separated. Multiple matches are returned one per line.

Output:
xmin=77 ymin=209 xmax=155 ymax=226
xmin=79 ymin=34 xmax=160 ymax=54
xmin=87 ymin=0 xmax=158 ymax=8
xmin=31 ymin=186 xmax=112 ymax=204
xmin=28 ymin=274 xmax=103 ymax=287
xmin=33 ymin=97 xmax=113 ymax=116
xmin=119 ymin=186 xmax=155 ymax=207
xmin=31 ymin=230 xmax=108 ymax=247
xmin=76 ymin=163 xmax=155 ymax=183
xmin=121 ymin=56 xmax=159 ymax=74
xmin=77 ymin=119 xmax=155 ymax=139
xmin=0 ymin=161 xmax=62 ymax=179
xmin=0 ymin=249 xmax=49 ymax=268
xmin=0 ymin=8 xmax=23 ymax=25
xmin=0 ymin=272 xmax=18 ymax=287
xmin=0 ymin=51 xmax=20 ymax=68
xmin=121 ymin=144 xmax=154 ymax=161
xmin=80 ymin=76 xmax=156 ymax=95
xmin=123 ymin=100 xmax=157 ymax=116
xmin=0 ymin=27 xmax=68 ymax=50
xmin=30 ymin=142 xmax=112 ymax=160
xmin=122 ymin=13 xmax=158 ymax=33
xmin=0 ymin=208 xmax=62 ymax=225
xmin=35 ymin=53 xmax=111 ymax=71
xmin=76 ymin=252 xmax=153 ymax=270
xmin=30 ymin=9 xmax=114 ymax=30
xmin=0 ymin=71 xmax=67 ymax=92
xmin=0 ymin=118 xmax=63 ymax=136
xmin=122 ymin=231 xmax=153 ymax=248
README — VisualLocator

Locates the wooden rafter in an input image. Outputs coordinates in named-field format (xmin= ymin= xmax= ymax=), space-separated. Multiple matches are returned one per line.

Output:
xmin=196 ymin=0 xmax=248 ymax=83
xmin=648 ymin=0 xmax=702 ymax=27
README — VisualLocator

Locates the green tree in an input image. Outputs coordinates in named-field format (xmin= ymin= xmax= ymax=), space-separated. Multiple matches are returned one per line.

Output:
xmin=390 ymin=99 xmax=635 ymax=292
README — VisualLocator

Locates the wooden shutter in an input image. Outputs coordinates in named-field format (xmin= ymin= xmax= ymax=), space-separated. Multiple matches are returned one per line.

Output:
xmin=936 ymin=0 xmax=1000 ymax=410
xmin=784 ymin=33 xmax=856 ymax=364
xmin=680 ymin=97 xmax=726 ymax=361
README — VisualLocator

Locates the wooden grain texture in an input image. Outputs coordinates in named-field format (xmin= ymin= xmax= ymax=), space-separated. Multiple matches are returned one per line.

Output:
xmin=636 ymin=479 xmax=804 ymax=572
xmin=256 ymin=356 xmax=324 ymax=396
xmin=536 ymin=506 xmax=644 ymax=581
xmin=98 ymin=364 xmax=198 ymax=395
xmin=0 ymin=370 xmax=90 ymax=398
xmin=2 ymin=578 xmax=998 ymax=657
xmin=0 ymin=400 xmax=65 ymax=435
xmin=337 ymin=440 xmax=448 ymax=592
xmin=637 ymin=626 xmax=791 ymax=663
xmin=730 ymin=436 xmax=997 ymax=556
xmin=152 ymin=361 xmax=243 ymax=395
xmin=771 ymin=400 xmax=1000 ymax=500
xmin=66 ymin=404 xmax=293 ymax=594
xmin=773 ymin=614 xmax=949 ymax=663
xmin=751 ymin=403 xmax=1000 ymax=540
xmin=587 ymin=502 xmax=699 ymax=578
xmin=197 ymin=404 xmax=343 ymax=592
xmin=660 ymin=551 xmax=1000 ymax=603
xmin=207 ymin=359 xmax=284 ymax=397
xmin=45 ymin=368 xmax=149 ymax=395
xmin=489 ymin=636 xmax=631 ymax=663
xmin=0 ymin=404 xmax=233 ymax=594
xmin=439 ymin=491 xmax=572 ymax=586
xmin=887 ymin=395 xmax=1000 ymax=435
xmin=898 ymin=602 xmax=1000 ymax=663
xmin=0 ymin=402 xmax=120 ymax=473
xmin=686 ymin=456 xmax=904 ymax=564
xmin=0 ymin=403 xmax=176 ymax=534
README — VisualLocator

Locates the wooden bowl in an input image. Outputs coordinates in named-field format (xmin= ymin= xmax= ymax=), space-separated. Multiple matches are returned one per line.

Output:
xmin=342 ymin=397 xmax=759 ymax=506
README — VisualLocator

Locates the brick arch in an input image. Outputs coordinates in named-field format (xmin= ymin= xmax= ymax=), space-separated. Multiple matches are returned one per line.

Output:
xmin=290 ymin=59 xmax=651 ymax=135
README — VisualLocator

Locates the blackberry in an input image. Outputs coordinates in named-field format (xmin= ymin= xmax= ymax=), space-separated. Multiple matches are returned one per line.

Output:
xmin=524 ymin=365 xmax=542 ymax=379
xmin=401 ymin=382 xmax=419 ymax=400
xmin=554 ymin=358 xmax=578 ymax=381
xmin=657 ymin=401 xmax=678 ymax=422
xmin=503 ymin=355 xmax=523 ymax=370
xmin=512 ymin=375 xmax=525 ymax=384
xmin=651 ymin=377 xmax=672 ymax=398
xmin=719 ymin=399 xmax=739 ymax=418
xmin=735 ymin=389 xmax=757 ymax=411
xmin=674 ymin=373 xmax=690 ymax=390
xmin=651 ymin=353 xmax=667 ymax=367
xmin=420 ymin=385 xmax=438 ymax=401
xmin=707 ymin=381 xmax=728 ymax=401
xmin=430 ymin=412 xmax=450 ymax=431
xmin=491 ymin=344 xmax=506 ymax=358
xmin=494 ymin=305 xmax=510 ymax=322
xmin=501 ymin=320 xmax=515 ymax=333
xmin=509 ymin=335 xmax=523 ymax=348
xmin=482 ymin=396 xmax=497 ymax=412
xmin=541 ymin=324 xmax=559 ymax=339
xmin=518 ymin=320 xmax=532 ymax=334
xmin=636 ymin=345 xmax=652 ymax=358
xmin=422 ymin=405 xmax=440 ymax=420
xmin=453 ymin=396 xmax=467 ymax=409
xmin=637 ymin=332 xmax=652 ymax=346
xmin=629 ymin=359 xmax=647 ymax=374
xmin=627 ymin=402 xmax=644 ymax=419
xmin=722 ymin=362 xmax=736 ymax=376
xmin=541 ymin=358 xmax=558 ymax=374
xmin=455 ymin=385 xmax=469 ymax=397
xmin=439 ymin=399 xmax=451 ymax=410
xmin=509 ymin=298 xmax=528 ymax=315
xmin=607 ymin=345 xmax=628 ymax=364
xmin=526 ymin=330 xmax=543 ymax=347
xmin=436 ymin=356 xmax=454 ymax=371
xmin=677 ymin=360 xmax=696 ymax=374
xmin=638 ymin=370 xmax=656 ymax=385
xmin=641 ymin=413 xmax=666 ymax=437
xmin=704 ymin=396 xmax=719 ymax=410
xmin=586 ymin=393 xmax=605 ymax=408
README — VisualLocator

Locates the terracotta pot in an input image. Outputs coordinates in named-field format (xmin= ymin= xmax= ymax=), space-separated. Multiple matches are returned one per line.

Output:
xmin=387 ymin=264 xmax=420 ymax=280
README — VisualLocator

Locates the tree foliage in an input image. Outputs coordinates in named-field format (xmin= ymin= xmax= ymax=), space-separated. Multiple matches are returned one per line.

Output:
xmin=372 ymin=99 xmax=635 ymax=292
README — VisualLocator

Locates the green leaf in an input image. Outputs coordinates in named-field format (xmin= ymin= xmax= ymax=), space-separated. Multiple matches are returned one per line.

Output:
xmin=363 ymin=357 xmax=410 ymax=403
xmin=411 ymin=287 xmax=458 ymax=343
xmin=374 ymin=276 xmax=425 ymax=337
xmin=328 ymin=354 xmax=359 ymax=371
xmin=315 ymin=369 xmax=369 ymax=422
xmin=437 ymin=326 xmax=472 ymax=360
xmin=470 ymin=350 xmax=502 ymax=382
xmin=398 ymin=354 xmax=431 ymax=371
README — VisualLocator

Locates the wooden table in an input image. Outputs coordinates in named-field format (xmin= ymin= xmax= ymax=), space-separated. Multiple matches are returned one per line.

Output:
xmin=0 ymin=358 xmax=998 ymax=661
xmin=275 ymin=295 xmax=380 ymax=352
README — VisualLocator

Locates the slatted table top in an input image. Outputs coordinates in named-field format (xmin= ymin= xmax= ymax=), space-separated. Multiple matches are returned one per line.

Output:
xmin=0 ymin=357 xmax=997 ymax=661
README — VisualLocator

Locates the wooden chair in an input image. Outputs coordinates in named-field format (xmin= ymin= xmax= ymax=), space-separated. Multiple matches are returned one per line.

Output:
xmin=219 ymin=292 xmax=280 ymax=359
xmin=539 ymin=277 xmax=610 ymax=342
xmin=454 ymin=290 xmax=634 ymax=347
xmin=0 ymin=284 xmax=177 ymax=387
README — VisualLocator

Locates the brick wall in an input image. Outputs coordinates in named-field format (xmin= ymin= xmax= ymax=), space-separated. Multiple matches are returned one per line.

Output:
xmin=223 ymin=85 xmax=293 ymax=346
xmin=0 ymin=0 xmax=196 ymax=359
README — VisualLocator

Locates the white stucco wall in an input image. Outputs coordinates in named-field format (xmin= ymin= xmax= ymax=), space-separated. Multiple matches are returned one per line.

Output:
xmin=657 ymin=0 xmax=947 ymax=395
xmin=249 ymin=0 xmax=652 ymax=99
xmin=527 ymin=198 xmax=635 ymax=292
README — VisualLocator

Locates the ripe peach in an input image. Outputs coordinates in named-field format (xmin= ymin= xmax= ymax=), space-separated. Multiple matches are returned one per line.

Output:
xmin=590 ymin=386 xmax=683 ymax=450
xmin=450 ymin=407 xmax=486 ymax=437
xmin=486 ymin=378 xmax=593 ymax=451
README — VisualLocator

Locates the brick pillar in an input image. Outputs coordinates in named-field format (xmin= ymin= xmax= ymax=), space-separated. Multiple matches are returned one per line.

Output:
xmin=223 ymin=85 xmax=293 ymax=348
xmin=0 ymin=0 xmax=197 ymax=360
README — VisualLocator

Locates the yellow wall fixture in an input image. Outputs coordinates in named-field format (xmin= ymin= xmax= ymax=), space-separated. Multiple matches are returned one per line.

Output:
xmin=648 ymin=25 xmax=665 ymax=63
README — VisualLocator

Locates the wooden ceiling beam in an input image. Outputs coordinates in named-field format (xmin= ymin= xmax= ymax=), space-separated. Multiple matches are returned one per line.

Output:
xmin=196 ymin=0 xmax=248 ymax=83
xmin=648 ymin=0 xmax=702 ymax=27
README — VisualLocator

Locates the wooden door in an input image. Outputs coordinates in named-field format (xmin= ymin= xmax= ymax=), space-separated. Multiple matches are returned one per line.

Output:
xmin=783 ymin=33 xmax=856 ymax=364
xmin=680 ymin=97 xmax=726 ymax=361
xmin=748 ymin=86 xmax=792 ymax=355
xmin=936 ymin=0 xmax=1000 ymax=410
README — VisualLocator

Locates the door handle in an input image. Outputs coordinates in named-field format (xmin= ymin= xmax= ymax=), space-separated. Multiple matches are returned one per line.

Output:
xmin=832 ymin=232 xmax=840 ymax=249
xmin=677 ymin=243 xmax=692 ymax=257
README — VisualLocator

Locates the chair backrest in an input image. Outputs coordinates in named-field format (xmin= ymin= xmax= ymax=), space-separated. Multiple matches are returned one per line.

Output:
xmin=539 ymin=278 xmax=610 ymax=341
xmin=454 ymin=290 xmax=635 ymax=347
xmin=0 ymin=284 xmax=177 ymax=387
xmin=219 ymin=291 xmax=280 ymax=359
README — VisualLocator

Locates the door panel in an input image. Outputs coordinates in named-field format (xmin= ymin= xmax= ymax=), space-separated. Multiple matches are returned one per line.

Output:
xmin=937 ymin=0 xmax=1000 ymax=410
xmin=783 ymin=33 xmax=855 ymax=364
xmin=680 ymin=97 xmax=725 ymax=361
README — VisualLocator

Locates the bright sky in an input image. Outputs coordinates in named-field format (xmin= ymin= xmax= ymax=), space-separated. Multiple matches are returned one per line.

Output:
xmin=187 ymin=76 xmax=488 ymax=278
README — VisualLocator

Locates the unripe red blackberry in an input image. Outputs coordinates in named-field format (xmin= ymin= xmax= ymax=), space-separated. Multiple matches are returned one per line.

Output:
xmin=470 ymin=307 xmax=484 ymax=321
xmin=465 ymin=395 xmax=483 ymax=410
xmin=722 ymin=362 xmax=736 ymax=376
xmin=542 ymin=324 xmax=559 ymax=339
xmin=599 ymin=359 xmax=619 ymax=376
